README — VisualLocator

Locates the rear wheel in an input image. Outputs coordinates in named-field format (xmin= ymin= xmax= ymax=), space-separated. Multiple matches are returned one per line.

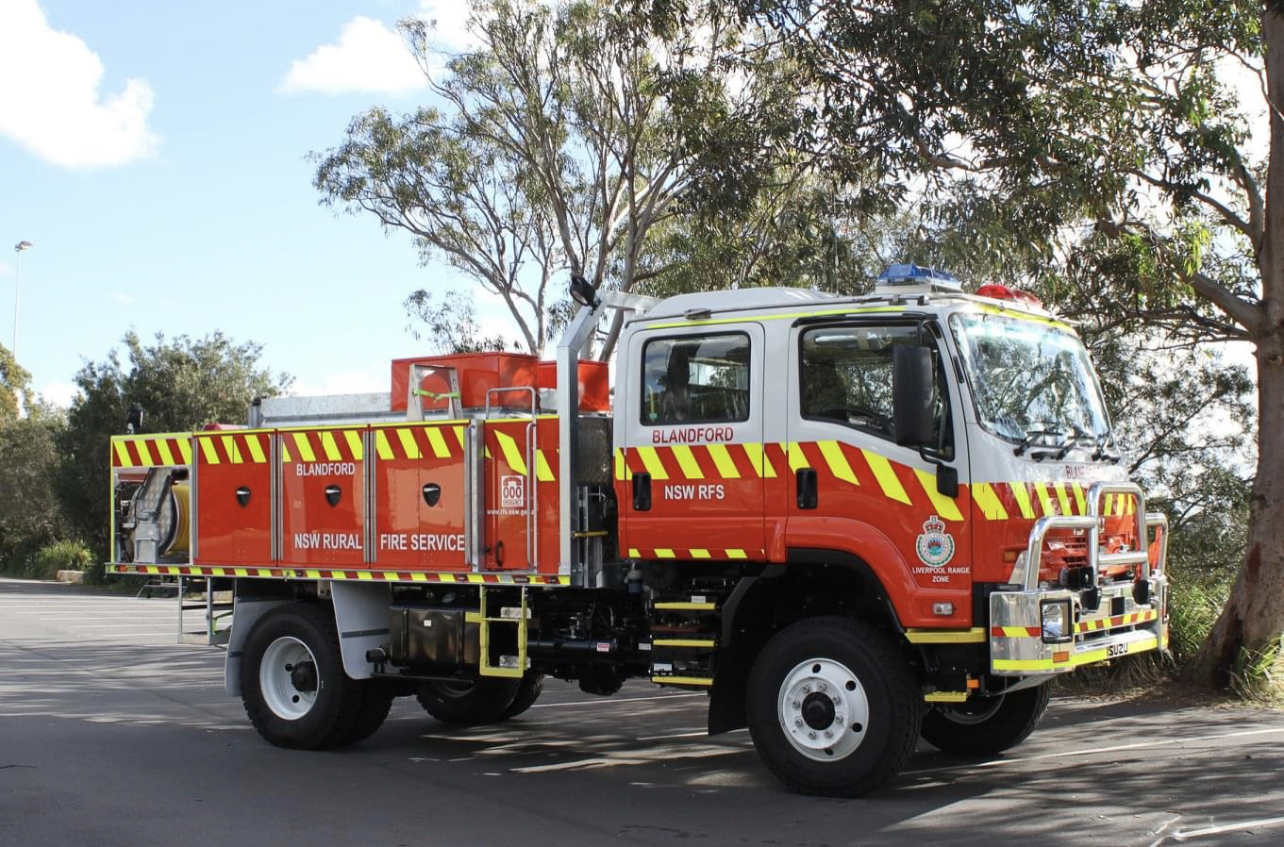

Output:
xmin=919 ymin=683 xmax=1051 ymax=756
xmin=746 ymin=617 xmax=921 ymax=797
xmin=333 ymin=680 xmax=397 ymax=746
xmin=499 ymin=673 xmax=544 ymax=720
xmin=416 ymin=677 xmax=520 ymax=725
xmin=240 ymin=603 xmax=363 ymax=749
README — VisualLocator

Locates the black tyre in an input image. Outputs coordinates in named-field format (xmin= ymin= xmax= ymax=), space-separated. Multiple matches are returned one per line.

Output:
xmin=240 ymin=603 xmax=363 ymax=750
xmin=332 ymin=680 xmax=397 ymax=746
xmin=746 ymin=617 xmax=921 ymax=797
xmin=498 ymin=673 xmax=544 ymax=720
xmin=920 ymin=682 xmax=1051 ymax=756
xmin=416 ymin=677 xmax=520 ymax=725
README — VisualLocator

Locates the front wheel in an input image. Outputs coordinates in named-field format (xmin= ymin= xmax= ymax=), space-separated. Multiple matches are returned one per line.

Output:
xmin=746 ymin=617 xmax=921 ymax=797
xmin=920 ymin=683 xmax=1051 ymax=756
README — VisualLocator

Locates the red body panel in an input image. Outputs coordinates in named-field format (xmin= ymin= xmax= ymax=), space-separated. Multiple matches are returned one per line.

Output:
xmin=280 ymin=428 xmax=365 ymax=566
xmin=390 ymin=353 xmax=539 ymax=413
xmin=482 ymin=418 xmax=560 ymax=572
xmin=193 ymin=432 xmax=272 ymax=566
xmin=371 ymin=422 xmax=468 ymax=570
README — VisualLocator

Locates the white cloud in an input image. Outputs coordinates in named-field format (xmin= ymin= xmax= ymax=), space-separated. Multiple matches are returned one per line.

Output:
xmin=288 ymin=367 xmax=388 ymax=397
xmin=0 ymin=0 xmax=158 ymax=168
xmin=415 ymin=0 xmax=480 ymax=53
xmin=40 ymin=381 xmax=81 ymax=408
xmin=0 ymin=262 xmax=11 ymax=278
xmin=279 ymin=16 xmax=427 ymax=95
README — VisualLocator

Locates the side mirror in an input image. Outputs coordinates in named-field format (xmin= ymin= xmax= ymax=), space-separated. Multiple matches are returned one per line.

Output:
xmin=892 ymin=345 xmax=934 ymax=447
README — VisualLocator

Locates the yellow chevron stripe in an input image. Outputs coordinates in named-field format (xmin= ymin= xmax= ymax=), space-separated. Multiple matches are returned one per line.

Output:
xmin=344 ymin=430 xmax=364 ymax=462
xmin=864 ymin=450 xmax=910 ymax=504
xmin=176 ymin=439 xmax=193 ymax=465
xmin=199 ymin=438 xmax=220 ymax=465
xmin=535 ymin=450 xmax=555 ymax=482
xmin=455 ymin=425 xmax=467 ymax=448
xmin=396 ymin=428 xmax=421 ymax=460
xmin=818 ymin=440 xmax=858 ymax=486
xmin=1010 ymin=483 xmax=1035 ymax=519
xmin=1071 ymin=482 xmax=1086 ymax=514
xmin=494 ymin=430 xmax=528 ymax=475
xmin=628 ymin=548 xmax=641 ymax=558
xmin=1034 ymin=482 xmax=1056 ymax=515
xmin=690 ymin=548 xmax=711 ymax=559
xmin=671 ymin=444 xmax=704 ymax=479
xmin=635 ymin=446 xmax=669 ymax=480
xmin=133 ymin=440 xmax=154 ymax=466
xmin=246 ymin=434 xmax=267 ymax=464
xmin=1054 ymin=483 xmax=1071 ymax=514
xmin=655 ymin=548 xmax=676 ymax=558
xmin=220 ymin=435 xmax=241 ymax=464
xmin=706 ymin=443 xmax=740 ymax=479
xmin=425 ymin=426 xmax=450 ymax=459
xmin=292 ymin=432 xmax=316 ymax=462
xmin=915 ymin=468 xmax=964 ymax=521
xmin=153 ymin=439 xmax=175 ymax=466
xmin=614 ymin=448 xmax=625 ymax=481
xmin=281 ymin=440 xmax=291 ymax=462
xmin=972 ymin=482 xmax=1009 ymax=520
xmin=726 ymin=549 xmax=748 ymax=559
xmin=113 ymin=441 xmax=134 ymax=468
xmin=375 ymin=430 xmax=394 ymax=461
xmin=742 ymin=442 xmax=776 ymax=478
xmin=319 ymin=431 xmax=342 ymax=462
xmin=787 ymin=442 xmax=810 ymax=471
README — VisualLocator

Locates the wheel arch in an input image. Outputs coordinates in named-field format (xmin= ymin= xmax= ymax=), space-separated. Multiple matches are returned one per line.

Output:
xmin=708 ymin=551 xmax=906 ymax=735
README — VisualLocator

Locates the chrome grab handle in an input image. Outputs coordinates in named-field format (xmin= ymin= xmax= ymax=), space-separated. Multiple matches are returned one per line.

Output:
xmin=1021 ymin=481 xmax=1150 ymax=591
xmin=1086 ymin=481 xmax=1148 ymax=580
xmin=1145 ymin=512 xmax=1169 ymax=575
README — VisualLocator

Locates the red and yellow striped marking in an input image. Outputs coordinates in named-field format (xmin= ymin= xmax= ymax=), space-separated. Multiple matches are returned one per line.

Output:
xmin=195 ymin=431 xmax=272 ymax=465
xmin=627 ymin=547 xmax=760 ymax=561
xmin=111 ymin=434 xmax=194 ymax=468
xmin=110 ymin=562 xmax=569 ymax=586
xmin=989 ymin=609 xmax=1159 ymax=639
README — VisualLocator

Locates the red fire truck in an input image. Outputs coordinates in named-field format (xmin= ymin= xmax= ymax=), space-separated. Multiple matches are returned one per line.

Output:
xmin=108 ymin=266 xmax=1169 ymax=795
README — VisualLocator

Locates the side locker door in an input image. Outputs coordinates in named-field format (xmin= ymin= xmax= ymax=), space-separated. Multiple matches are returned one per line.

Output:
xmin=622 ymin=324 xmax=766 ymax=561
xmin=784 ymin=321 xmax=973 ymax=628
xmin=370 ymin=422 xmax=468 ymax=571
xmin=193 ymin=430 xmax=273 ymax=566
xmin=279 ymin=427 xmax=366 ymax=568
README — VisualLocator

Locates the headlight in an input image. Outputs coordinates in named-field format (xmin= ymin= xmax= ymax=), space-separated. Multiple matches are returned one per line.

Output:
xmin=1041 ymin=599 xmax=1073 ymax=643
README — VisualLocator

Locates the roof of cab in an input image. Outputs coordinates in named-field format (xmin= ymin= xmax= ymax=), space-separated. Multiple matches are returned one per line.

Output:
xmin=642 ymin=288 xmax=838 ymax=320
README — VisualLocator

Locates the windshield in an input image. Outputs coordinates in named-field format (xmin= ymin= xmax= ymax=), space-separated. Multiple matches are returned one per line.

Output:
xmin=950 ymin=312 xmax=1111 ymax=445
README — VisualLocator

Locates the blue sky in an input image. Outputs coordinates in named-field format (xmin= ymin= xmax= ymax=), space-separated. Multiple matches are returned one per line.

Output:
xmin=0 ymin=0 xmax=492 ymax=407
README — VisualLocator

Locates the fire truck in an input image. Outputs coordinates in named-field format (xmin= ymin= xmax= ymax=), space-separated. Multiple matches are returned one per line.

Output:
xmin=107 ymin=265 xmax=1169 ymax=796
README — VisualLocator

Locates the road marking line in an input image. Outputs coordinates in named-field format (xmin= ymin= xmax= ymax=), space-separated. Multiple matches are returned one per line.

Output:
xmin=1165 ymin=816 xmax=1284 ymax=843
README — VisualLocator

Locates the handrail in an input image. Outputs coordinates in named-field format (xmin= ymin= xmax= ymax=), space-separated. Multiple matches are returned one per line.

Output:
xmin=1023 ymin=515 xmax=1097 ymax=590
xmin=1087 ymin=481 xmax=1148 ymax=580
xmin=1145 ymin=512 xmax=1169 ymax=575
xmin=1021 ymin=480 xmax=1153 ymax=591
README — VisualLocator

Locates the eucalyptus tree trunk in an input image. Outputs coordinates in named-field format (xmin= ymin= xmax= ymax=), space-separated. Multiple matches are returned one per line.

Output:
xmin=1188 ymin=5 xmax=1284 ymax=687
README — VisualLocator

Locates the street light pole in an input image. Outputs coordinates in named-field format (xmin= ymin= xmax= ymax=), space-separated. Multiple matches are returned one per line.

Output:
xmin=12 ymin=240 xmax=32 ymax=360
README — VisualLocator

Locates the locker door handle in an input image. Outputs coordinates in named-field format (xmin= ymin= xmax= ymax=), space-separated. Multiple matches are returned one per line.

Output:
xmin=796 ymin=468 xmax=818 ymax=510
xmin=633 ymin=473 xmax=652 ymax=511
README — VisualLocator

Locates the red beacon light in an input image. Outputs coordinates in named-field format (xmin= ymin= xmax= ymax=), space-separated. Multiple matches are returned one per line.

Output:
xmin=975 ymin=283 xmax=1043 ymax=308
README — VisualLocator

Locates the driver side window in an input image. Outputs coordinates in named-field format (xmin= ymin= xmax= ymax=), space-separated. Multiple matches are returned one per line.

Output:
xmin=800 ymin=324 xmax=952 ymax=455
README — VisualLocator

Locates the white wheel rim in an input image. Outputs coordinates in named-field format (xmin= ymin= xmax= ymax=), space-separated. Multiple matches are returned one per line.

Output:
xmin=777 ymin=658 xmax=870 ymax=762
xmin=260 ymin=636 xmax=320 ymax=721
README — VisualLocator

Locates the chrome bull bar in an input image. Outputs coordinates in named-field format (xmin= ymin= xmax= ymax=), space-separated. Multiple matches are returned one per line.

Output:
xmin=992 ymin=482 xmax=1170 ymax=677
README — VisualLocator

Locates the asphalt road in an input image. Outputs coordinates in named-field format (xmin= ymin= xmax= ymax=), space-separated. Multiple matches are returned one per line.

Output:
xmin=1 ymin=576 xmax=1281 ymax=847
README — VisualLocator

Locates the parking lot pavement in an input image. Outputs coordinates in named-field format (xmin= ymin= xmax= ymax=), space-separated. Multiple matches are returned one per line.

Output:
xmin=2 ymin=575 xmax=1282 ymax=847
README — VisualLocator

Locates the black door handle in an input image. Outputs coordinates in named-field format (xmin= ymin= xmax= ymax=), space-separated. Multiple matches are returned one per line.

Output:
xmin=796 ymin=468 xmax=818 ymax=509
xmin=633 ymin=473 xmax=652 ymax=511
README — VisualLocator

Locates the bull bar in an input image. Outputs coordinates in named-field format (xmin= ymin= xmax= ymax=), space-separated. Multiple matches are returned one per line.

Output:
xmin=989 ymin=482 xmax=1170 ymax=676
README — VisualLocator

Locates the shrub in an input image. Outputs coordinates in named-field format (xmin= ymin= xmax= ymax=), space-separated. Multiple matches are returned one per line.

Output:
xmin=26 ymin=540 xmax=92 ymax=581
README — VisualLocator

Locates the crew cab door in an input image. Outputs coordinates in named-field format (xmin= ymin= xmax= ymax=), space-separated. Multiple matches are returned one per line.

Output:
xmin=619 ymin=323 xmax=766 ymax=560
xmin=784 ymin=319 xmax=973 ymax=628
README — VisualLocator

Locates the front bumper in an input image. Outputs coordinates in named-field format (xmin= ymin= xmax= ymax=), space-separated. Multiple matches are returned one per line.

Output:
xmin=989 ymin=577 xmax=1168 ymax=675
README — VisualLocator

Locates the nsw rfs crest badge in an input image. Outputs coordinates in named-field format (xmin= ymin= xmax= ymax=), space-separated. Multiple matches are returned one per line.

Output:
xmin=915 ymin=515 xmax=954 ymax=567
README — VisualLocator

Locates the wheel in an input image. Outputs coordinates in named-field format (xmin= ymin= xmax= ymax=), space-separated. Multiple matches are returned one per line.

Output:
xmin=920 ymin=682 xmax=1051 ymax=756
xmin=332 ymin=680 xmax=397 ymax=746
xmin=416 ymin=677 xmax=520 ymax=725
xmin=499 ymin=673 xmax=544 ymax=720
xmin=746 ymin=617 xmax=921 ymax=797
xmin=240 ymin=603 xmax=363 ymax=750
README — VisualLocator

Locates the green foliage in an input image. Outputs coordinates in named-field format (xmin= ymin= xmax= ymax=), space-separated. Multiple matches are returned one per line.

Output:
xmin=404 ymin=289 xmax=511 ymax=353
xmin=55 ymin=331 xmax=290 ymax=562
xmin=0 ymin=344 xmax=32 ymax=425
xmin=0 ymin=402 xmax=69 ymax=575
xmin=25 ymin=540 xmax=92 ymax=581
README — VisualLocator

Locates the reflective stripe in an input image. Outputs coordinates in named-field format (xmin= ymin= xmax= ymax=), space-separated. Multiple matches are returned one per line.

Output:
xmin=396 ymin=428 xmax=421 ymax=460
xmin=344 ymin=430 xmax=364 ymax=462
xmin=176 ymin=439 xmax=193 ymax=464
xmin=494 ymin=430 xmax=528 ymax=475
xmin=864 ymin=450 xmax=910 ymax=504
xmin=905 ymin=628 xmax=986 ymax=644
xmin=425 ymin=427 xmax=450 ymax=459
xmin=1071 ymin=482 xmax=1086 ymax=514
xmin=635 ymin=446 xmax=670 ymax=480
xmin=690 ymin=548 xmax=711 ymax=558
xmin=1034 ymin=482 xmax=1056 ymax=516
xmin=535 ymin=450 xmax=555 ymax=482
xmin=707 ymin=444 xmax=740 ymax=478
xmin=292 ymin=432 xmax=316 ymax=462
xmin=1054 ymin=482 xmax=1072 ymax=514
xmin=655 ymin=548 xmax=676 ymax=558
xmin=246 ymin=434 xmax=267 ymax=464
xmin=1010 ymin=483 xmax=1036 ymax=519
xmin=375 ymin=430 xmax=394 ymax=461
xmin=319 ymin=431 xmax=343 ymax=462
xmin=818 ymin=440 xmax=858 ymax=486
xmin=671 ymin=445 xmax=704 ymax=479
xmin=915 ymin=468 xmax=963 ymax=521
xmin=972 ymin=482 xmax=1009 ymax=520
xmin=787 ymin=442 xmax=810 ymax=471
xmin=742 ymin=442 xmax=776 ymax=478
xmin=199 ymin=438 xmax=220 ymax=465
xmin=113 ymin=441 xmax=134 ymax=468
xmin=154 ymin=439 xmax=175 ymax=466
